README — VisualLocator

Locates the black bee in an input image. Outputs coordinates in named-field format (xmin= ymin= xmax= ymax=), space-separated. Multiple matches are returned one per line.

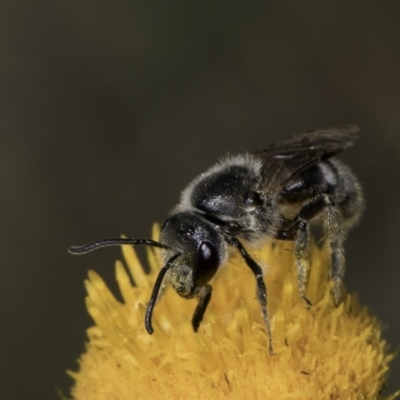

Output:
xmin=69 ymin=125 xmax=364 ymax=355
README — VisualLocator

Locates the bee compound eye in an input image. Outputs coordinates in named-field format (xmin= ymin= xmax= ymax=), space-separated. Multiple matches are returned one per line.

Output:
xmin=195 ymin=241 xmax=220 ymax=286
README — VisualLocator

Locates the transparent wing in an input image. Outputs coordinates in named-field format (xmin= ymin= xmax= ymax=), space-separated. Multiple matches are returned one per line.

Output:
xmin=254 ymin=125 xmax=360 ymax=195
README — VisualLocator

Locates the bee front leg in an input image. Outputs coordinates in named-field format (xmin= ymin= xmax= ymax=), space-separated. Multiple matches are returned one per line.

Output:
xmin=192 ymin=284 xmax=212 ymax=332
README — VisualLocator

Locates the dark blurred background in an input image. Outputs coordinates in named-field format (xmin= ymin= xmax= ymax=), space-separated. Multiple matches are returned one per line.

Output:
xmin=1 ymin=1 xmax=400 ymax=398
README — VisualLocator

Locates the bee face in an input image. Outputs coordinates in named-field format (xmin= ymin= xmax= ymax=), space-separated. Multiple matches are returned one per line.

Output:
xmin=160 ymin=212 xmax=225 ymax=298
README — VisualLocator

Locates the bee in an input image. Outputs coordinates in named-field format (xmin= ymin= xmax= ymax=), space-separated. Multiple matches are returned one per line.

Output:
xmin=69 ymin=125 xmax=364 ymax=355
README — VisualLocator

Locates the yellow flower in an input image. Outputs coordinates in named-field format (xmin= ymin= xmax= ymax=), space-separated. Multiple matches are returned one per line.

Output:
xmin=69 ymin=225 xmax=398 ymax=400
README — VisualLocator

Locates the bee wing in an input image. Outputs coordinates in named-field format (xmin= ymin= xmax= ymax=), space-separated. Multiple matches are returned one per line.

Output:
xmin=254 ymin=125 xmax=360 ymax=195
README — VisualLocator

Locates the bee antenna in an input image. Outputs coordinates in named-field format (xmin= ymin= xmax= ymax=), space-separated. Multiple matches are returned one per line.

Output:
xmin=145 ymin=253 xmax=180 ymax=334
xmin=68 ymin=238 xmax=169 ymax=254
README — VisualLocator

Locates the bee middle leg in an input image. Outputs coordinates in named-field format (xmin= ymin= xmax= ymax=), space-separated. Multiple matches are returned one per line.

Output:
xmin=322 ymin=200 xmax=346 ymax=306
xmin=291 ymin=194 xmax=346 ymax=307
xmin=293 ymin=219 xmax=313 ymax=307
xmin=231 ymin=237 xmax=274 ymax=356
xmin=290 ymin=195 xmax=336 ymax=306
xmin=275 ymin=216 xmax=312 ymax=306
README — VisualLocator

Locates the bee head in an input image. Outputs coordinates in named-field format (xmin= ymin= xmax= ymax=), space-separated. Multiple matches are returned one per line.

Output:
xmin=160 ymin=212 xmax=225 ymax=298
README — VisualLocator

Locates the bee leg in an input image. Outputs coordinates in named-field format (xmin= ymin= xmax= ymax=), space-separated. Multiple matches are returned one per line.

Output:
xmin=231 ymin=237 xmax=274 ymax=356
xmin=322 ymin=199 xmax=346 ymax=306
xmin=293 ymin=194 xmax=346 ymax=306
xmin=192 ymin=284 xmax=212 ymax=332
xmin=293 ymin=219 xmax=313 ymax=307
xmin=292 ymin=195 xmax=332 ymax=307
xmin=145 ymin=253 xmax=180 ymax=334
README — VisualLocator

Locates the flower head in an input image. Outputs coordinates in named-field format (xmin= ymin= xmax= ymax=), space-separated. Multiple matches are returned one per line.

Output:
xmin=69 ymin=225 xmax=398 ymax=399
